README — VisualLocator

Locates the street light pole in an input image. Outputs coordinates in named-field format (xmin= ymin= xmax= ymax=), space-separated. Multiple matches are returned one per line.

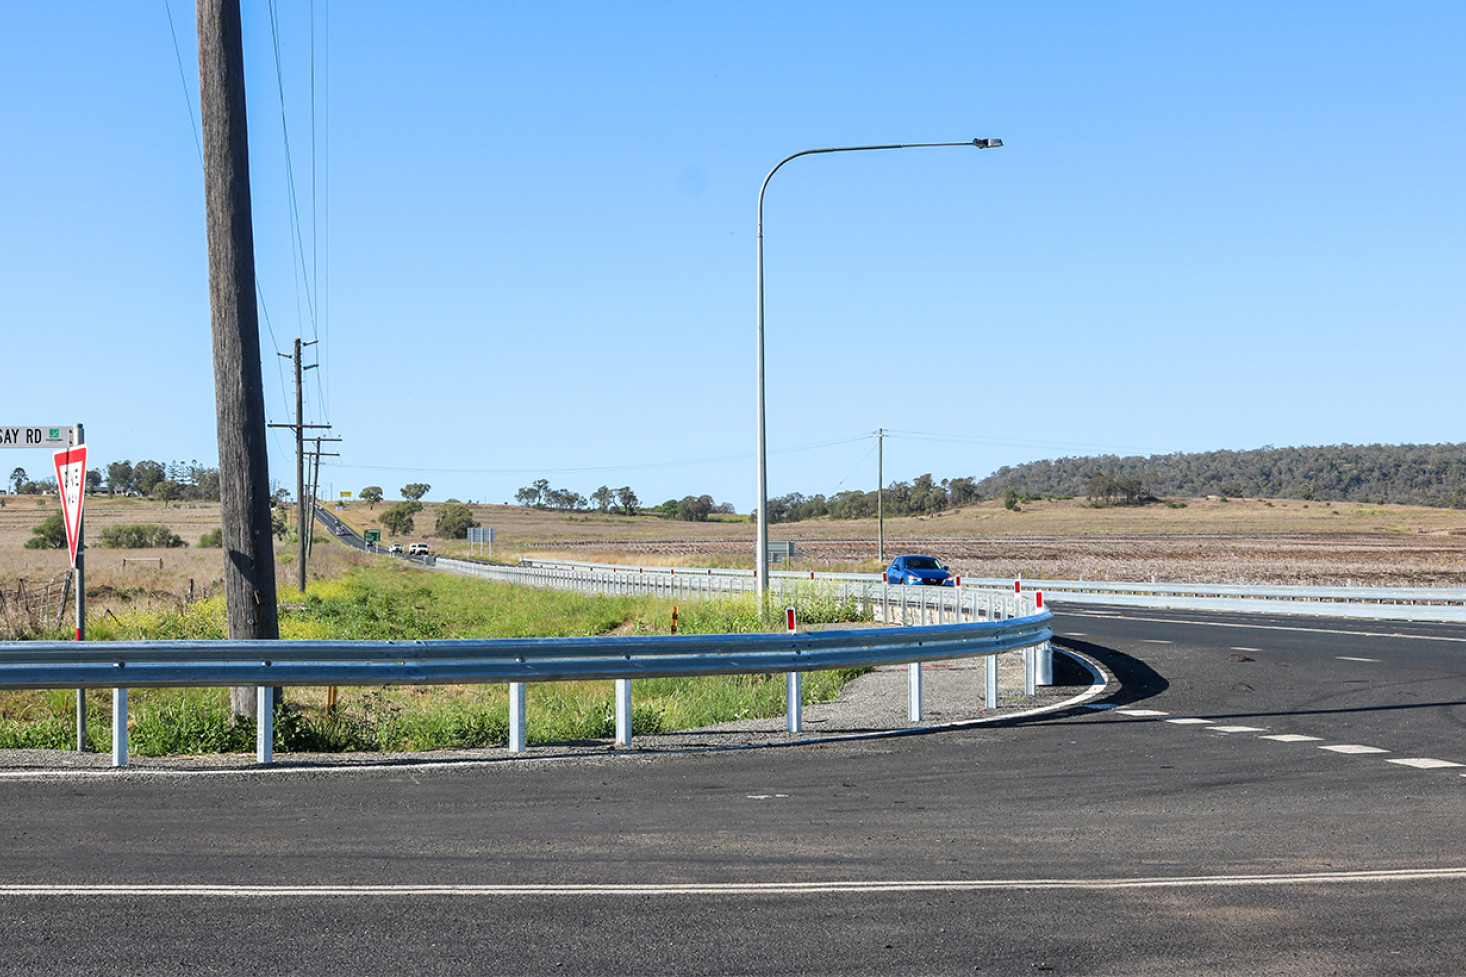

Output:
xmin=755 ymin=138 xmax=1002 ymax=599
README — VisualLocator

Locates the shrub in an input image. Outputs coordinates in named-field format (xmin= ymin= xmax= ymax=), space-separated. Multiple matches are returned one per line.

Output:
xmin=100 ymin=524 xmax=187 ymax=548
xmin=24 ymin=512 xmax=66 ymax=549
xmin=435 ymin=501 xmax=478 ymax=539
xmin=198 ymin=527 xmax=223 ymax=548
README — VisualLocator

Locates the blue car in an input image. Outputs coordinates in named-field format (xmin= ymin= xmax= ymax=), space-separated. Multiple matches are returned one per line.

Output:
xmin=885 ymin=554 xmax=954 ymax=586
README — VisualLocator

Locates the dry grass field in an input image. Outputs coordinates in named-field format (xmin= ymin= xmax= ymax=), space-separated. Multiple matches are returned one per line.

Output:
xmin=4 ymin=492 xmax=1466 ymax=634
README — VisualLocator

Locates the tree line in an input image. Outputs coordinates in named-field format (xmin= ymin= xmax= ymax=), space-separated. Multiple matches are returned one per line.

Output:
xmin=974 ymin=443 xmax=1466 ymax=508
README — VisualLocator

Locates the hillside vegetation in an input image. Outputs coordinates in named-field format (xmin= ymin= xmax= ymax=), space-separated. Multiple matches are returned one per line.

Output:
xmin=975 ymin=443 xmax=1466 ymax=508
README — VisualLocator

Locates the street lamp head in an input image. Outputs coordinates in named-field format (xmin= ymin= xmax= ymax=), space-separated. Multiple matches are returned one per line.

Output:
xmin=972 ymin=137 xmax=1003 ymax=149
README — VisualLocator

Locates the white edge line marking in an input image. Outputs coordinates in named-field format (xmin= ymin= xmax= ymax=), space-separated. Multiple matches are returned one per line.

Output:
xmin=1261 ymin=734 xmax=1323 ymax=742
xmin=1061 ymin=611 xmax=1466 ymax=644
xmin=1388 ymin=758 xmax=1465 ymax=770
xmin=5 ymin=868 xmax=1466 ymax=897
xmin=1206 ymin=726 xmax=1268 ymax=733
xmin=1336 ymin=656 xmax=1381 ymax=662
xmin=0 ymin=650 xmax=1112 ymax=782
xmin=1165 ymin=718 xmax=1214 ymax=725
xmin=1320 ymin=744 xmax=1390 ymax=755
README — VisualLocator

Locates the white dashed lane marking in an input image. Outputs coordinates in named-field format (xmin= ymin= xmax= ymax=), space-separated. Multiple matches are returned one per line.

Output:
xmin=1105 ymin=708 xmax=1463 ymax=779
xmin=1337 ymin=656 xmax=1380 ymax=663
xmin=1231 ymin=647 xmax=1263 ymax=653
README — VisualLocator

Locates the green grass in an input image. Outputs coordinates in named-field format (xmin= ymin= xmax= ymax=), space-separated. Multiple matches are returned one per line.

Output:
xmin=2 ymin=566 xmax=873 ymax=756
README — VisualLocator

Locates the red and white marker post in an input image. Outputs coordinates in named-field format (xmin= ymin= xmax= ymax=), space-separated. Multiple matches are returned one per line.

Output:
xmin=785 ymin=607 xmax=801 ymax=732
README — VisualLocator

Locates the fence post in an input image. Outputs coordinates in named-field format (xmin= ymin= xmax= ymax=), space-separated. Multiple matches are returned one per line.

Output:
xmin=509 ymin=681 xmax=527 ymax=752
xmin=256 ymin=685 xmax=273 ymax=764
xmin=111 ymin=688 xmax=127 ymax=767
xmin=985 ymin=654 xmax=999 ymax=709
xmin=614 ymin=678 xmax=632 ymax=746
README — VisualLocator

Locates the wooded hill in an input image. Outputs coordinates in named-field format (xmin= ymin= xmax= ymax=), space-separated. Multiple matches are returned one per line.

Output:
xmin=974 ymin=444 xmax=1466 ymax=507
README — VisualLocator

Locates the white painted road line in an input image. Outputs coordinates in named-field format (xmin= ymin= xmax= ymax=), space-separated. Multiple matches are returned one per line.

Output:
xmin=1231 ymin=647 xmax=1263 ymax=653
xmin=1388 ymin=758 xmax=1465 ymax=770
xmin=1336 ymin=656 xmax=1380 ymax=663
xmin=1206 ymin=726 xmax=1268 ymax=733
xmin=1165 ymin=718 xmax=1214 ymax=725
xmin=1261 ymin=734 xmax=1324 ymax=743
xmin=1115 ymin=709 xmax=1169 ymax=717
xmin=1320 ymin=745 xmax=1390 ymax=755
xmin=6 ymin=867 xmax=1466 ymax=897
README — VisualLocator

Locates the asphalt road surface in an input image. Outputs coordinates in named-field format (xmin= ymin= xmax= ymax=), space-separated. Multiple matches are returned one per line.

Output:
xmin=2 ymin=606 xmax=1464 ymax=975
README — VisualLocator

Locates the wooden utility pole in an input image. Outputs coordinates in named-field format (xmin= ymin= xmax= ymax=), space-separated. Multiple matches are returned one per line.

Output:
xmin=198 ymin=0 xmax=280 ymax=718
xmin=269 ymin=338 xmax=325 ymax=593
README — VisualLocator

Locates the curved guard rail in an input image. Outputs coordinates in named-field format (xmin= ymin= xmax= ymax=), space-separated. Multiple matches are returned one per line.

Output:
xmin=0 ymin=615 xmax=1051 ymax=691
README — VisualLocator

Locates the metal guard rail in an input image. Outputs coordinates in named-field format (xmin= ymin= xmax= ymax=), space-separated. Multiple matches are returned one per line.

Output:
xmin=0 ymin=615 xmax=1052 ymax=691
xmin=511 ymin=559 xmax=1466 ymax=622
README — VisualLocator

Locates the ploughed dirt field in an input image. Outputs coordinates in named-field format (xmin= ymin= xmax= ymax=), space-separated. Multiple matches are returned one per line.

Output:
xmin=5 ymin=495 xmax=1466 ymax=620
xmin=490 ymin=496 xmax=1466 ymax=589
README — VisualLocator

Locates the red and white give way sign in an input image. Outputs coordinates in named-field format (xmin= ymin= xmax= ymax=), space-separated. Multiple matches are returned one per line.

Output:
xmin=53 ymin=445 xmax=86 ymax=567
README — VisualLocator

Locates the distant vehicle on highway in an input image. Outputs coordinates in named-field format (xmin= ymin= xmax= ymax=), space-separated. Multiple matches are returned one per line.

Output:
xmin=388 ymin=543 xmax=403 ymax=554
xmin=885 ymin=554 xmax=954 ymax=586
xmin=334 ymin=524 xmax=348 ymax=536
xmin=408 ymin=543 xmax=430 ymax=556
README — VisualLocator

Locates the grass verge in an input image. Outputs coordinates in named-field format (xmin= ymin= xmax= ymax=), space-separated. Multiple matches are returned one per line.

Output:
xmin=0 ymin=565 xmax=871 ymax=755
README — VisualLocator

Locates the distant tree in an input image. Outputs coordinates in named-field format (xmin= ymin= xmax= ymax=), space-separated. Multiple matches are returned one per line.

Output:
xmin=198 ymin=527 xmax=223 ymax=548
xmin=435 ymin=501 xmax=479 ymax=539
xmin=359 ymin=486 xmax=384 ymax=509
xmin=1002 ymin=487 xmax=1021 ymax=511
xmin=400 ymin=483 xmax=431 ymax=502
xmin=515 ymin=479 xmax=550 ymax=508
xmin=106 ymin=460 xmax=133 ymax=496
xmin=272 ymin=487 xmax=292 ymax=506
xmin=614 ymin=486 xmax=639 ymax=516
xmin=675 ymin=495 xmax=714 ymax=522
xmin=380 ymin=500 xmax=424 ymax=536
xmin=10 ymin=468 xmax=26 ymax=494
xmin=85 ymin=469 xmax=103 ymax=494
xmin=132 ymin=460 xmax=166 ymax=496
xmin=544 ymin=487 xmax=587 ymax=511
xmin=591 ymin=485 xmax=614 ymax=513
xmin=153 ymin=480 xmax=184 ymax=507
xmin=24 ymin=513 xmax=66 ymax=549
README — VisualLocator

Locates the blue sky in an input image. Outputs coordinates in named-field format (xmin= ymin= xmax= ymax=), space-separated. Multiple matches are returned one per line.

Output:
xmin=3 ymin=2 xmax=1462 ymax=509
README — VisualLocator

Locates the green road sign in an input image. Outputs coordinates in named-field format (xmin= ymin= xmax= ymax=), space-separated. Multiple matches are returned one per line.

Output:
xmin=364 ymin=530 xmax=381 ymax=543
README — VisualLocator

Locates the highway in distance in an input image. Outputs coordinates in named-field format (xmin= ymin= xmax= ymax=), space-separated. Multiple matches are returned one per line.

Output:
xmin=1 ymin=606 xmax=1463 ymax=974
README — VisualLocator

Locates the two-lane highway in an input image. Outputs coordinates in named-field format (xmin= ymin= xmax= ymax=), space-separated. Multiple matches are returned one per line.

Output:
xmin=1 ymin=607 xmax=1463 ymax=974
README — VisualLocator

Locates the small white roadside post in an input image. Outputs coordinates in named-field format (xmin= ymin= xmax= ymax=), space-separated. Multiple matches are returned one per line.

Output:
xmin=256 ymin=686 xmax=273 ymax=764
xmin=509 ymin=682 xmax=527 ymax=752
xmin=785 ymin=607 xmax=802 ymax=733
xmin=985 ymin=655 xmax=999 ymax=709
xmin=908 ymin=661 xmax=923 ymax=722
xmin=111 ymin=689 xmax=127 ymax=767
xmin=614 ymin=679 xmax=632 ymax=746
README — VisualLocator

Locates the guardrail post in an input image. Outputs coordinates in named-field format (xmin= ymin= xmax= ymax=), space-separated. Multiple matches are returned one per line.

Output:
xmin=509 ymin=681 xmax=527 ymax=753
xmin=614 ymin=678 xmax=632 ymax=746
xmin=786 ymin=672 xmax=802 ymax=732
xmin=985 ymin=654 xmax=998 ymax=709
xmin=908 ymin=662 xmax=922 ymax=722
xmin=1024 ymin=648 xmax=1037 ymax=696
xmin=256 ymin=686 xmax=273 ymax=764
xmin=785 ymin=607 xmax=802 ymax=732
xmin=1038 ymin=640 xmax=1053 ymax=686
xmin=111 ymin=688 xmax=127 ymax=767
